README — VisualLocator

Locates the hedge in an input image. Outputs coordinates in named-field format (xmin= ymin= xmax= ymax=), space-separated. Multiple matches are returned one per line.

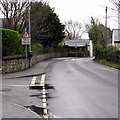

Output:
xmin=95 ymin=44 xmax=119 ymax=63
xmin=32 ymin=43 xmax=44 ymax=55
xmin=1 ymin=28 xmax=24 ymax=56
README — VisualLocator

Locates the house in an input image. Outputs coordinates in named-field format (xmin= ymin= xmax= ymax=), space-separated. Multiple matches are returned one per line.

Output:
xmin=0 ymin=18 xmax=3 ymax=27
xmin=62 ymin=39 xmax=93 ymax=57
xmin=112 ymin=29 xmax=120 ymax=50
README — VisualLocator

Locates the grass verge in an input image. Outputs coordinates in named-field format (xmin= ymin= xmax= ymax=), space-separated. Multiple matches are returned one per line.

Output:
xmin=95 ymin=59 xmax=120 ymax=70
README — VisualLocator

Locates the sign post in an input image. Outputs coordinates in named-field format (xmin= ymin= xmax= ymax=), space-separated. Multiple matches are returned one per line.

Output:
xmin=75 ymin=41 xmax=77 ymax=60
xmin=22 ymin=31 xmax=31 ymax=69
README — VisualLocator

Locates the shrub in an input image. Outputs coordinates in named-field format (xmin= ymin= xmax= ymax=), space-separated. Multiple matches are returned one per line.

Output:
xmin=32 ymin=43 xmax=43 ymax=55
xmin=103 ymin=46 xmax=117 ymax=62
xmin=94 ymin=44 xmax=104 ymax=60
xmin=1 ymin=28 xmax=24 ymax=56
xmin=95 ymin=44 xmax=117 ymax=62
xmin=58 ymin=44 xmax=69 ymax=48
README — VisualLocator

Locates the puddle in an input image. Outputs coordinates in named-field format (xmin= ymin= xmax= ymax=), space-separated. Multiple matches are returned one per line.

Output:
xmin=25 ymin=105 xmax=44 ymax=117
xmin=29 ymin=94 xmax=42 ymax=97
xmin=1 ymin=88 xmax=11 ymax=92
xmin=25 ymin=105 xmax=54 ymax=118
xmin=29 ymin=84 xmax=54 ymax=90
xmin=45 ymin=84 xmax=54 ymax=89
xmin=29 ymin=85 xmax=43 ymax=90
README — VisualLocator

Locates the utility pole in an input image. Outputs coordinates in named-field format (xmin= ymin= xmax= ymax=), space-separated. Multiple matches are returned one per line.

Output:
xmin=105 ymin=6 xmax=108 ymax=45
xmin=118 ymin=1 xmax=120 ymax=29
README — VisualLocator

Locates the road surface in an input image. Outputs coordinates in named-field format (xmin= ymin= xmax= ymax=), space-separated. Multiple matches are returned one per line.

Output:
xmin=46 ymin=58 xmax=118 ymax=118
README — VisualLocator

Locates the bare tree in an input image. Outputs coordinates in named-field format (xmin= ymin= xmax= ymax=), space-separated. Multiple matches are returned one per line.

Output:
xmin=64 ymin=20 xmax=85 ymax=40
xmin=109 ymin=0 xmax=120 ymax=10
xmin=0 ymin=0 xmax=31 ymax=33
xmin=109 ymin=0 xmax=120 ymax=27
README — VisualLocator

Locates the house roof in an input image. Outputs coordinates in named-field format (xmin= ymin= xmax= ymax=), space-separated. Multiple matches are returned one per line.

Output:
xmin=64 ymin=39 xmax=90 ymax=47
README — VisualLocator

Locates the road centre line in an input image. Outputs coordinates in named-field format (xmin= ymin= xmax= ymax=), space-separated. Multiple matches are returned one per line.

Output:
xmin=43 ymin=103 xmax=47 ymax=108
xmin=43 ymin=94 xmax=46 ymax=98
xmin=43 ymin=91 xmax=46 ymax=95
xmin=43 ymin=99 xmax=47 ymax=103
xmin=40 ymin=74 xmax=49 ymax=118
xmin=43 ymin=89 xmax=45 ymax=92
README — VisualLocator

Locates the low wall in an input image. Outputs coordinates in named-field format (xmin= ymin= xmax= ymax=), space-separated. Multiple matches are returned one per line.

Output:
xmin=2 ymin=52 xmax=66 ymax=74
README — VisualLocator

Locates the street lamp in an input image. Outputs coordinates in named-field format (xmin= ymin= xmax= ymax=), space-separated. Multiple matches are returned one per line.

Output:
xmin=28 ymin=1 xmax=32 ymax=67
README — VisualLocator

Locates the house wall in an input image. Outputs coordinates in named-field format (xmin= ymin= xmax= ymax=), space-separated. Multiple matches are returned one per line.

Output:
xmin=115 ymin=43 xmax=120 ymax=50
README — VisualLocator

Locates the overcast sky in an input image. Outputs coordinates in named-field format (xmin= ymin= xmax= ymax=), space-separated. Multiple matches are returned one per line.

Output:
xmin=49 ymin=0 xmax=118 ymax=28
xmin=48 ymin=0 xmax=118 ymax=38
xmin=0 ymin=0 xmax=118 ymax=38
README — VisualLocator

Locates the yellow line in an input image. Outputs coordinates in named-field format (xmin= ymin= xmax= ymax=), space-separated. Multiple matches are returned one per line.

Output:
xmin=43 ymin=115 xmax=48 ymax=119
xmin=43 ymin=109 xmax=48 ymax=114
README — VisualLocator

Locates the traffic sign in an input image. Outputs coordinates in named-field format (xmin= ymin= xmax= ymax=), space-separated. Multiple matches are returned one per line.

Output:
xmin=22 ymin=38 xmax=31 ymax=45
xmin=22 ymin=31 xmax=31 ymax=45
xmin=23 ymin=31 xmax=30 ymax=38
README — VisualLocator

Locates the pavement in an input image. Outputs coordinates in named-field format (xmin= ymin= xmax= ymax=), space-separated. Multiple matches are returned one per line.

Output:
xmin=2 ymin=58 xmax=56 ymax=119
xmin=2 ymin=59 xmax=54 ymax=79
xmin=2 ymin=100 xmax=41 ymax=118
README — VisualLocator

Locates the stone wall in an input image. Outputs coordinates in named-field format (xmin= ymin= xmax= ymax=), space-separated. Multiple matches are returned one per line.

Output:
xmin=2 ymin=52 xmax=66 ymax=74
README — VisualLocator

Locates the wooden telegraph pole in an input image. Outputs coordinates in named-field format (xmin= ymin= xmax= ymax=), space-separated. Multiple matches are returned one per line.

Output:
xmin=105 ymin=6 xmax=108 ymax=45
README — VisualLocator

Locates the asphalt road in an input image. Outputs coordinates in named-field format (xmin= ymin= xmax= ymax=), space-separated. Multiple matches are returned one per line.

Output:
xmin=46 ymin=58 xmax=118 ymax=118
xmin=2 ymin=59 xmax=54 ymax=118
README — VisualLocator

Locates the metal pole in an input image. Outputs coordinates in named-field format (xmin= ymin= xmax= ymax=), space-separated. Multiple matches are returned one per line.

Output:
xmin=26 ymin=45 xmax=28 ymax=69
xmin=28 ymin=2 xmax=32 ymax=67
xmin=28 ymin=4 xmax=31 ymax=51
xmin=118 ymin=1 xmax=120 ymax=29
xmin=75 ymin=41 xmax=77 ymax=60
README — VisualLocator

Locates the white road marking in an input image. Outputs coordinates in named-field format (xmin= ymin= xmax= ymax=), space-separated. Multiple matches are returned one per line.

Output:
xmin=8 ymin=85 xmax=29 ymax=87
xmin=72 ymin=59 xmax=75 ymax=61
xmin=40 ymin=74 xmax=45 ymax=86
xmin=40 ymin=74 xmax=49 ymax=118
xmin=30 ymin=77 xmax=37 ymax=86
xmin=43 ymin=103 xmax=47 ymax=108
xmin=43 ymin=91 xmax=46 ymax=95
xmin=43 ymin=99 xmax=47 ymax=103
xmin=43 ymin=95 xmax=46 ymax=98
xmin=43 ymin=89 xmax=46 ymax=92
